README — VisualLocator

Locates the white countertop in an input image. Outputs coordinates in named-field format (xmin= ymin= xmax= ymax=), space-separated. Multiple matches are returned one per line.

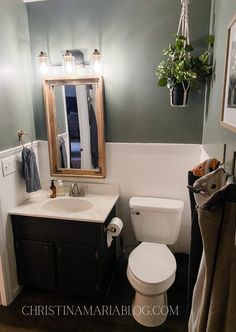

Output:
xmin=8 ymin=190 xmax=119 ymax=223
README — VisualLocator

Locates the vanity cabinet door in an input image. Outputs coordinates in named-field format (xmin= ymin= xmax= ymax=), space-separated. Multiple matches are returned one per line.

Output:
xmin=56 ymin=244 xmax=97 ymax=296
xmin=15 ymin=240 xmax=55 ymax=290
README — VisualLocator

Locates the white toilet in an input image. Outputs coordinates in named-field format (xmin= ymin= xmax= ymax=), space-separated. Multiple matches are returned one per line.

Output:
xmin=127 ymin=196 xmax=184 ymax=327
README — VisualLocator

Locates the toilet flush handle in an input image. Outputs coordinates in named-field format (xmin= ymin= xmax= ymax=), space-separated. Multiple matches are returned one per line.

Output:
xmin=131 ymin=210 xmax=140 ymax=215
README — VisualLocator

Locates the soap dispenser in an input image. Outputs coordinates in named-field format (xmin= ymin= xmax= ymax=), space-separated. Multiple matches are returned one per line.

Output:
xmin=57 ymin=180 xmax=65 ymax=196
xmin=50 ymin=180 xmax=57 ymax=198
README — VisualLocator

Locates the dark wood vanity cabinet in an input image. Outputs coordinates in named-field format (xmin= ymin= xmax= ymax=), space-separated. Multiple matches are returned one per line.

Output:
xmin=11 ymin=207 xmax=117 ymax=298
xmin=15 ymin=239 xmax=55 ymax=291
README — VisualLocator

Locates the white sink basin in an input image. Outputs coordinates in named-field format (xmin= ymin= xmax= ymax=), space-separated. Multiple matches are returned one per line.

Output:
xmin=42 ymin=197 xmax=93 ymax=213
xmin=9 ymin=184 xmax=119 ymax=223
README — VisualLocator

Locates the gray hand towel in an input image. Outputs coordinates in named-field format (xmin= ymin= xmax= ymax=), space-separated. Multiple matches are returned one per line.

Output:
xmin=20 ymin=147 xmax=41 ymax=193
xmin=58 ymin=137 xmax=68 ymax=168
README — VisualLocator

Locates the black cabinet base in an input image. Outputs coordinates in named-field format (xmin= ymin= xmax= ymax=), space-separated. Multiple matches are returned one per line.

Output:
xmin=11 ymin=207 xmax=118 ymax=299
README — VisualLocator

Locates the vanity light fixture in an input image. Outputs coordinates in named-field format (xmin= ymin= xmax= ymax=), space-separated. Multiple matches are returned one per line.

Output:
xmin=37 ymin=51 xmax=49 ymax=76
xmin=37 ymin=49 xmax=103 ymax=77
xmin=90 ymin=49 xmax=103 ymax=75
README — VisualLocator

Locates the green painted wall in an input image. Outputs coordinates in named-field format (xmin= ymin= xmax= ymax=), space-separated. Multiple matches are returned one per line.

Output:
xmin=0 ymin=0 xmax=35 ymax=150
xmin=27 ymin=0 xmax=211 ymax=143
xmin=203 ymin=0 xmax=236 ymax=170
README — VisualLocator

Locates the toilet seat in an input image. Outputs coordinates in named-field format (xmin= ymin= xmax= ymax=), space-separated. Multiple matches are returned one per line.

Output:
xmin=127 ymin=242 xmax=176 ymax=295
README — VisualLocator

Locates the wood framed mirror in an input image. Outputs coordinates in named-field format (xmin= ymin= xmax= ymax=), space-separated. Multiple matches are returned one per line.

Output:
xmin=43 ymin=76 xmax=106 ymax=178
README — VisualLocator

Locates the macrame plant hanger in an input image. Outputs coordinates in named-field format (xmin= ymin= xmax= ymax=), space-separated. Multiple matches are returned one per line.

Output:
xmin=177 ymin=0 xmax=190 ymax=46
xmin=170 ymin=0 xmax=190 ymax=107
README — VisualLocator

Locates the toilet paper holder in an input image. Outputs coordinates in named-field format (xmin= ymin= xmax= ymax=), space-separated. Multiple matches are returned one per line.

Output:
xmin=105 ymin=217 xmax=123 ymax=248
xmin=104 ymin=226 xmax=116 ymax=233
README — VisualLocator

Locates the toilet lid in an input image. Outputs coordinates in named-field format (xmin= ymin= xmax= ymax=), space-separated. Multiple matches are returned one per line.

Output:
xmin=128 ymin=243 xmax=176 ymax=284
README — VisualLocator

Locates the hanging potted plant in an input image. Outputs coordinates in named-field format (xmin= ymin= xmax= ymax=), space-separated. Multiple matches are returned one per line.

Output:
xmin=156 ymin=0 xmax=214 ymax=107
xmin=156 ymin=34 xmax=214 ymax=107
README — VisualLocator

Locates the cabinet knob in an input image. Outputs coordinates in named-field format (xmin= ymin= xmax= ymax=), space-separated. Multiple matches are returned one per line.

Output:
xmin=58 ymin=247 xmax=61 ymax=255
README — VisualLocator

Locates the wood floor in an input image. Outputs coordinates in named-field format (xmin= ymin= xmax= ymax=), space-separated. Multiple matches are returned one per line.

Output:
xmin=0 ymin=253 xmax=188 ymax=332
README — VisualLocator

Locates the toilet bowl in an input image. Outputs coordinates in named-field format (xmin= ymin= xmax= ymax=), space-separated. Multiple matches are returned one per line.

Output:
xmin=127 ymin=242 xmax=176 ymax=327
xmin=127 ymin=196 xmax=184 ymax=327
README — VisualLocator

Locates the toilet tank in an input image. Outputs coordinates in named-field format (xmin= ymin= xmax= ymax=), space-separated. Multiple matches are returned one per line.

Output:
xmin=129 ymin=197 xmax=184 ymax=245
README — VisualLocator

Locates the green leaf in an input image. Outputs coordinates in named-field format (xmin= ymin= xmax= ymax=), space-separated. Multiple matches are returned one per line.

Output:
xmin=176 ymin=40 xmax=184 ymax=49
xmin=208 ymin=35 xmax=215 ymax=46
xmin=185 ymin=44 xmax=194 ymax=52
xmin=158 ymin=77 xmax=168 ymax=87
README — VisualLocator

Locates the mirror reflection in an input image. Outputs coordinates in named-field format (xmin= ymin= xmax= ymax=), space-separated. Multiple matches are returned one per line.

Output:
xmin=54 ymin=84 xmax=98 ymax=170
xmin=43 ymin=77 xmax=105 ymax=178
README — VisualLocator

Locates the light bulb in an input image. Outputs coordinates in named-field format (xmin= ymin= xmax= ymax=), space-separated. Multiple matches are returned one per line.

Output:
xmin=90 ymin=49 xmax=103 ymax=75
xmin=63 ymin=50 xmax=75 ymax=75
xmin=37 ymin=51 xmax=49 ymax=76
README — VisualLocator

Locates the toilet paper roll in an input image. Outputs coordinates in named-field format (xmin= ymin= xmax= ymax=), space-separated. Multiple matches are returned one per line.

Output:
xmin=106 ymin=217 xmax=123 ymax=247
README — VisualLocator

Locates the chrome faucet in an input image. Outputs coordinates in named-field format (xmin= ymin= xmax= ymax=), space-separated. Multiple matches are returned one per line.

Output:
xmin=69 ymin=182 xmax=85 ymax=197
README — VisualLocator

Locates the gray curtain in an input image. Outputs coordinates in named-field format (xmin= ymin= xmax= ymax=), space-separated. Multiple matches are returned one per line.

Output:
xmin=189 ymin=180 xmax=236 ymax=332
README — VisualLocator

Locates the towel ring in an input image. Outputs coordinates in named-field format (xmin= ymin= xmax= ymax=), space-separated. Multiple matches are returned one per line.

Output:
xmin=17 ymin=130 xmax=33 ymax=148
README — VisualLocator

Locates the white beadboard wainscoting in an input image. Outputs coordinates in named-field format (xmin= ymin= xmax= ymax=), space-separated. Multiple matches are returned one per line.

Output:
xmin=0 ymin=142 xmax=40 ymax=305
xmin=0 ymin=141 xmax=203 ymax=305
xmin=39 ymin=142 xmax=202 ymax=253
